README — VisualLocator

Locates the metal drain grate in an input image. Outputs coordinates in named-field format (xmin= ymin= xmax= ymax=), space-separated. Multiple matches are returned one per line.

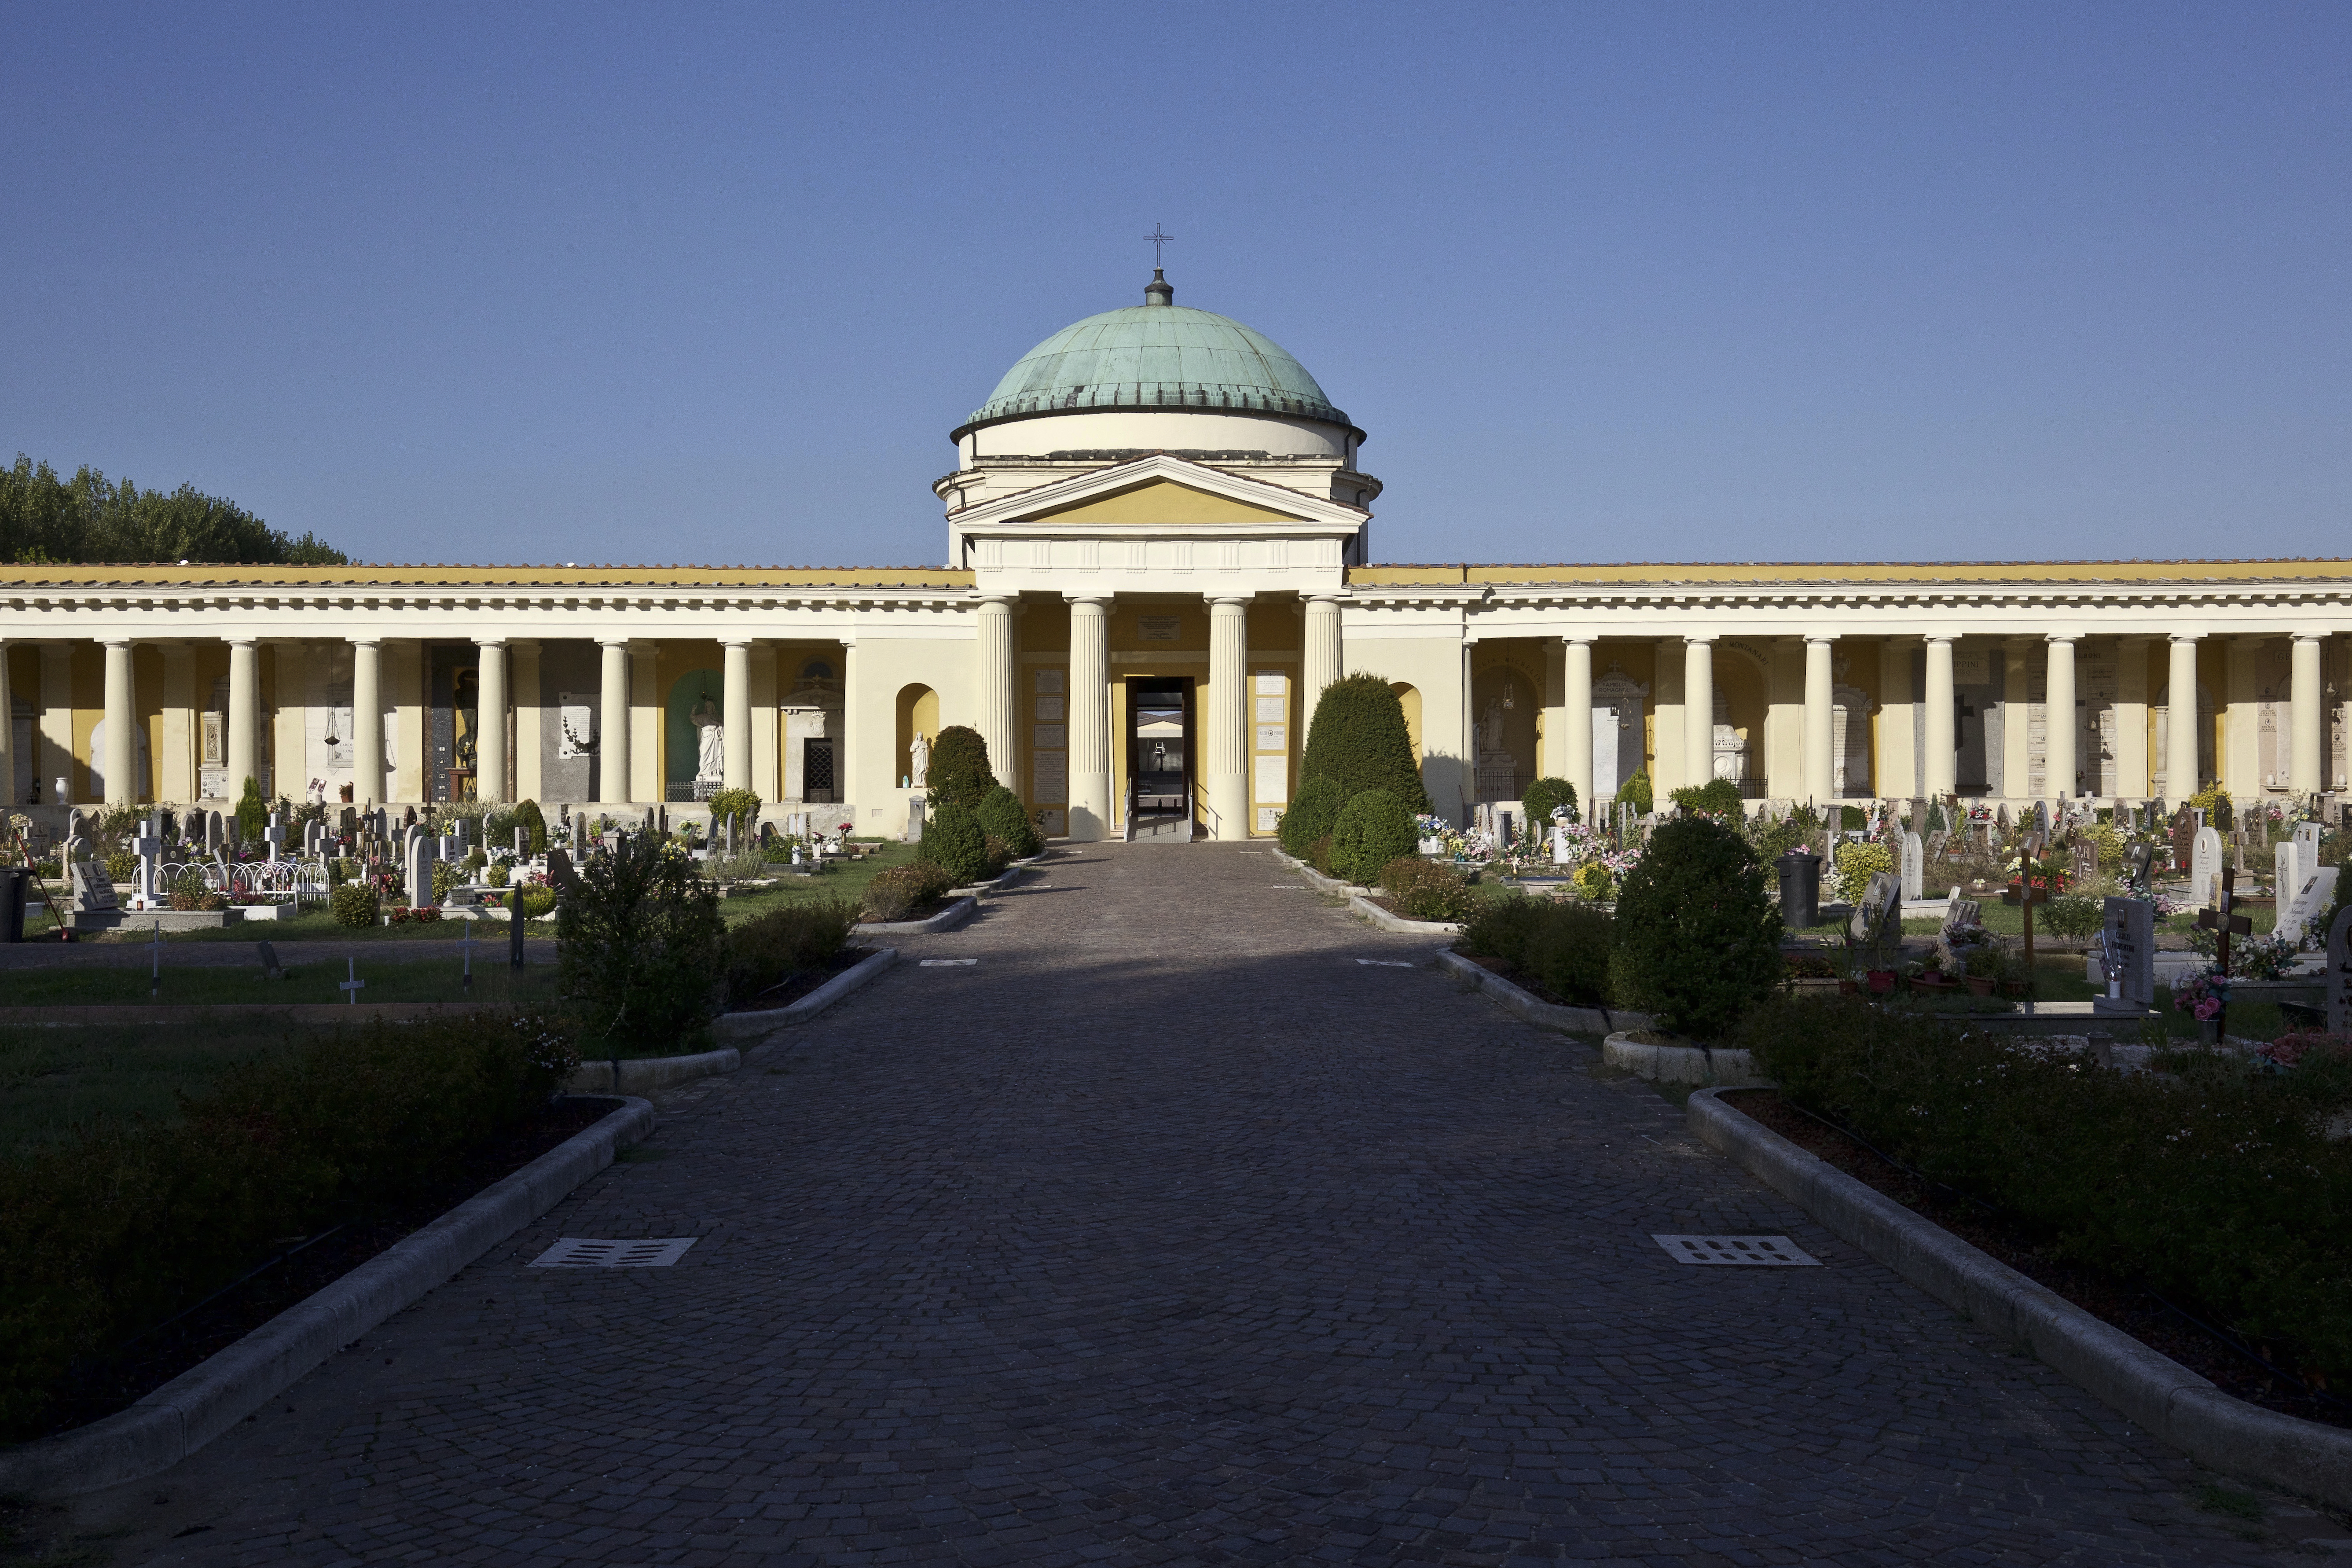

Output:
xmin=1356 ymin=958 xmax=1414 ymax=968
xmin=1654 ymin=1234 xmax=1819 ymax=1266
xmin=919 ymin=958 xmax=978 ymax=967
xmin=529 ymin=1236 xmax=698 ymax=1268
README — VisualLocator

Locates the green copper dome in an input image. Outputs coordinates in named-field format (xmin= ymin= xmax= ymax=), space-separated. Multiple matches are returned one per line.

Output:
xmin=959 ymin=271 xmax=1353 ymax=435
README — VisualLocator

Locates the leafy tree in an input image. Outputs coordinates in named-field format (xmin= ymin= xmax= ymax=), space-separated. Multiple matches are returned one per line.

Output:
xmin=702 ymin=788 xmax=761 ymax=842
xmin=1609 ymin=814 xmax=1783 ymax=1039
xmin=917 ymin=799 xmax=991 ymax=884
xmin=975 ymin=784 xmax=1042 ymax=856
xmin=556 ymin=830 xmax=726 ymax=1052
xmin=1328 ymin=789 xmax=1418 ymax=885
xmin=925 ymin=725 xmax=997 ymax=810
xmin=1278 ymin=774 xmax=1347 ymax=858
xmin=1 ymin=454 xmax=346 ymax=565
xmin=1522 ymin=777 xmax=1578 ymax=831
xmin=1300 ymin=674 xmax=1428 ymax=814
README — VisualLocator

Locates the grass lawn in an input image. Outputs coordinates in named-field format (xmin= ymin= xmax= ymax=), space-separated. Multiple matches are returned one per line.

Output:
xmin=0 ymin=1018 xmax=318 ymax=1154
xmin=713 ymin=841 xmax=922 ymax=927
xmin=1 ymin=956 xmax=562 ymax=1010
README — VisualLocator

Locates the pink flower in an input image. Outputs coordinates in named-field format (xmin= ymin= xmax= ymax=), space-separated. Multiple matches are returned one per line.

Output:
xmin=2194 ymin=998 xmax=2221 ymax=1021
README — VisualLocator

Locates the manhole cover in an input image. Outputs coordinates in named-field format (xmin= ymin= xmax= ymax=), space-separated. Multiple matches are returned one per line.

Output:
xmin=529 ymin=1237 xmax=698 ymax=1268
xmin=1653 ymin=1234 xmax=1819 ymax=1266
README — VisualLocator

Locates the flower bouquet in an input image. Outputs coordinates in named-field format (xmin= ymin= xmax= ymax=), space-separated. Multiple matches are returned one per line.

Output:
xmin=2172 ymin=969 xmax=2228 ymax=1022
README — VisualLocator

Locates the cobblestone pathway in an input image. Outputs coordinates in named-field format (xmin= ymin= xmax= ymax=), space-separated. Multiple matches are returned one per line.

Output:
xmin=79 ymin=845 xmax=2300 ymax=1565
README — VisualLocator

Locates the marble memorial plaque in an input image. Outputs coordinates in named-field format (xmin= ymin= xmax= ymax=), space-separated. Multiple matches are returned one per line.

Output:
xmin=1900 ymin=831 xmax=1924 ymax=901
xmin=1255 ymin=724 xmax=1285 ymax=752
xmin=2102 ymin=897 xmax=2156 ymax=1006
xmin=1138 ymin=616 xmax=1180 ymax=643
xmin=1254 ymin=672 xmax=1286 ymax=694
xmin=2191 ymin=826 xmax=2224 ymax=906
xmin=1034 ymin=695 xmax=1064 ymax=722
xmin=1255 ymin=697 xmax=1284 ymax=721
xmin=1033 ymin=725 xmax=1066 ymax=749
xmin=2280 ymin=867 xmax=2340 ymax=948
xmin=1034 ymin=669 xmax=1063 ymax=695
xmin=1031 ymin=751 xmax=1068 ymax=803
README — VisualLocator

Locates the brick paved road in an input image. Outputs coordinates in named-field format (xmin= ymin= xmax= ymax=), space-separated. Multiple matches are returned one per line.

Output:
xmin=77 ymin=845 xmax=2301 ymax=1565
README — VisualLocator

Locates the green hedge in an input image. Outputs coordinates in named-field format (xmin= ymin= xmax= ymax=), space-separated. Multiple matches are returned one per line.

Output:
xmin=1278 ymin=774 xmax=1346 ymax=859
xmin=976 ymin=784 xmax=1042 ymax=856
xmin=863 ymin=861 xmax=956 ymax=922
xmin=1329 ymin=790 xmax=1417 ymax=885
xmin=1609 ymin=814 xmax=1782 ymax=1037
xmin=917 ymin=799 xmax=991 ymax=884
xmin=1300 ymin=675 xmax=1429 ymax=814
xmin=1459 ymin=895 xmax=1614 ymax=1006
xmin=0 ymin=1012 xmax=579 ymax=1442
xmin=1740 ymin=996 xmax=2352 ymax=1389
xmin=1380 ymin=856 xmax=1472 ymax=922
xmin=723 ymin=899 xmax=856 ymax=1004
xmin=556 ymin=831 xmax=726 ymax=1052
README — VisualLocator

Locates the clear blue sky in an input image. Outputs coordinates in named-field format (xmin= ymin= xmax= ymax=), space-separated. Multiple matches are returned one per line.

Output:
xmin=4 ymin=4 xmax=2345 ymax=568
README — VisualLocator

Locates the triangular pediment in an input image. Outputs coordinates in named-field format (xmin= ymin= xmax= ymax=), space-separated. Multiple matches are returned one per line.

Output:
xmin=1028 ymin=478 xmax=1303 ymax=528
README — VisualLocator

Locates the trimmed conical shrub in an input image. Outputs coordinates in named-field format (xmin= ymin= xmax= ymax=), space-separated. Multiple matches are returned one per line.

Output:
xmin=1279 ymin=774 xmax=1347 ymax=858
xmin=1608 ymin=814 xmax=1783 ymax=1039
xmin=976 ymin=785 xmax=1042 ymax=856
xmin=917 ymin=799 xmax=990 ymax=884
xmin=1329 ymin=789 xmax=1418 ymax=885
xmin=926 ymin=726 xmax=997 ymax=810
xmin=1300 ymin=674 xmax=1428 ymax=815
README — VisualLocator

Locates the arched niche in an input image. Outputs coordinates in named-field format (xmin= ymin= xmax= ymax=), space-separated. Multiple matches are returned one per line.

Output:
xmin=895 ymin=683 xmax=939 ymax=791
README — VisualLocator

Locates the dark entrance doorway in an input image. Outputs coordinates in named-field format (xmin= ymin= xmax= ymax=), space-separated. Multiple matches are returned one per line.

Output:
xmin=1127 ymin=677 xmax=1194 ymax=840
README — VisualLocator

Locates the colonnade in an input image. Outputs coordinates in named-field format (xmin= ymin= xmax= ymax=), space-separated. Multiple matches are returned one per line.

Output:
xmin=1551 ymin=628 xmax=2341 ymax=813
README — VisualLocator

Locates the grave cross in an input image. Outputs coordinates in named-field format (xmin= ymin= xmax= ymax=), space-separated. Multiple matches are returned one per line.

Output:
xmin=132 ymin=821 xmax=163 ymax=910
xmin=2014 ymin=847 xmax=2053 ymax=982
xmin=149 ymin=918 xmax=162 ymax=997
xmin=340 ymin=957 xmax=365 ymax=1004
xmin=2194 ymin=864 xmax=2255 ymax=1039
xmin=459 ymin=918 xmax=476 ymax=992
xmin=264 ymin=811 xmax=286 ymax=864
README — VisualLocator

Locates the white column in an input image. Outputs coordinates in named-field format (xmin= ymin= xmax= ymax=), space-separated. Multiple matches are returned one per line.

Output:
xmin=976 ymin=595 xmax=1017 ymax=790
xmin=722 ymin=639 xmax=752 ymax=791
xmin=475 ymin=639 xmax=507 ymax=803
xmin=2292 ymin=633 xmax=2325 ymax=795
xmin=1066 ymin=595 xmax=1110 ymax=840
xmin=2167 ymin=635 xmax=2201 ymax=799
xmin=1303 ymin=594 xmax=1343 ymax=715
xmin=0 ymin=641 xmax=12 ymax=808
xmin=598 ymin=638 xmax=632 ymax=804
xmin=1803 ymin=636 xmax=1836 ymax=804
xmin=2044 ymin=634 xmax=2077 ymax=800
xmin=1563 ymin=637 xmax=1594 ymax=819
xmin=1683 ymin=635 xmax=1715 ymax=795
xmin=352 ymin=639 xmax=382 ymax=807
xmin=1207 ymin=594 xmax=1250 ymax=841
xmin=1923 ymin=637 xmax=1956 ymax=799
xmin=103 ymin=640 xmax=136 ymax=805
xmin=227 ymin=639 xmax=261 ymax=797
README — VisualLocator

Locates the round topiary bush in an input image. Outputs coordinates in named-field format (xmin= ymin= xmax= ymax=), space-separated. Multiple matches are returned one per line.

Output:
xmin=1668 ymin=778 xmax=1744 ymax=820
xmin=1608 ymin=814 xmax=1783 ymax=1039
xmin=917 ymin=798 xmax=991 ymax=885
xmin=1614 ymin=770 xmax=1653 ymax=814
xmin=976 ymin=784 xmax=1042 ymax=857
xmin=514 ymin=883 xmax=557 ymax=918
xmin=1300 ymin=675 xmax=1429 ymax=815
xmin=1523 ymin=777 xmax=1578 ymax=832
xmin=863 ymin=861 xmax=957 ymax=922
xmin=330 ymin=881 xmax=379 ymax=928
xmin=1328 ymin=789 xmax=1418 ymax=885
xmin=509 ymin=798 xmax=550 ymax=854
xmin=1278 ymin=774 xmax=1347 ymax=859
xmin=926 ymin=726 xmax=998 ymax=810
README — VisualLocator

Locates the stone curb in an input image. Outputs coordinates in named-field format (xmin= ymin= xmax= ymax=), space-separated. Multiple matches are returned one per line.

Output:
xmin=859 ymin=895 xmax=977 ymax=935
xmin=1685 ymin=1087 xmax=2352 ymax=1512
xmin=1600 ymin=1029 xmax=1767 ymax=1087
xmin=1346 ymin=893 xmax=1463 ymax=936
xmin=1432 ymin=948 xmax=1654 ymax=1037
xmin=565 ymin=1049 xmax=738 ymax=1094
xmin=1268 ymin=848 xmax=1370 ymax=900
xmin=714 ymin=946 xmax=899 ymax=1044
xmin=0 ymin=1094 xmax=656 ymax=1501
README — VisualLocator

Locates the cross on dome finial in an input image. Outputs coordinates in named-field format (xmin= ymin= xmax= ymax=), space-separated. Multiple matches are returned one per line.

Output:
xmin=1144 ymin=224 xmax=1174 ymax=266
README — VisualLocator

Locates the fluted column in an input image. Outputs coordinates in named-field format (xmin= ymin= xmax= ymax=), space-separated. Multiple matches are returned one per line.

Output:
xmin=1207 ymin=594 xmax=1250 ymax=841
xmin=1303 ymin=594 xmax=1343 ymax=715
xmin=722 ymin=639 xmax=752 ymax=791
xmin=1563 ymin=637 xmax=1594 ymax=820
xmin=227 ymin=639 xmax=261 ymax=798
xmin=2044 ymin=634 xmax=2077 ymax=800
xmin=976 ymin=596 xmax=1017 ymax=792
xmin=1683 ymin=635 xmax=1715 ymax=795
xmin=1803 ymin=636 xmax=1836 ymax=804
xmin=1923 ymin=636 xmax=1956 ymax=799
xmin=103 ymin=640 xmax=136 ymax=805
xmin=2292 ymin=633 xmax=2325 ymax=795
xmin=351 ymin=639 xmax=382 ymax=806
xmin=1066 ymin=596 xmax=1110 ymax=840
xmin=598 ymin=637 xmax=632 ymax=804
xmin=475 ymin=639 xmax=508 ymax=803
xmin=2114 ymin=637 xmax=2150 ymax=799
xmin=2167 ymin=635 xmax=2202 ymax=798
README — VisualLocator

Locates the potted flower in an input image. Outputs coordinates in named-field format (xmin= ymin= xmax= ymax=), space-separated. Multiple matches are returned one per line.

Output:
xmin=2173 ymin=970 xmax=2230 ymax=1044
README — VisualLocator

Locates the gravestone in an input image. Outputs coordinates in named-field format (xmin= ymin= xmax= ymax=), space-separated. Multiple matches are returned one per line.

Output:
xmin=547 ymin=848 xmax=579 ymax=893
xmin=1925 ymin=827 xmax=1949 ymax=863
xmin=2100 ymin=896 xmax=2156 ymax=1007
xmin=68 ymin=857 xmax=117 ymax=918
xmin=2123 ymin=842 xmax=2154 ymax=890
xmin=2276 ymin=840 xmax=2301 ymax=907
xmin=132 ymin=822 xmax=163 ymax=909
xmin=2294 ymin=822 xmax=2323 ymax=885
xmin=205 ymin=811 xmax=224 ymax=854
xmin=1900 ymin=831 xmax=1923 ymax=901
xmin=2033 ymin=801 xmax=2051 ymax=833
xmin=256 ymin=940 xmax=284 ymax=980
xmin=1849 ymin=870 xmax=1903 ymax=959
xmin=514 ymin=826 xmax=528 ymax=859
xmin=904 ymin=799 xmax=926 ymax=844
xmin=2191 ymin=826 xmax=2224 ymax=906
xmin=406 ymin=835 xmax=436 ymax=907
xmin=2330 ymin=906 xmax=2352 ymax=1036
xmin=1909 ymin=798 xmax=1927 ymax=834
xmin=2278 ymin=867 xmax=2341 ymax=948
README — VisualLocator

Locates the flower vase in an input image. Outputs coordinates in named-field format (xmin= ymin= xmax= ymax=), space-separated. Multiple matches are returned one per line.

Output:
xmin=2198 ymin=1018 xmax=2221 ymax=1047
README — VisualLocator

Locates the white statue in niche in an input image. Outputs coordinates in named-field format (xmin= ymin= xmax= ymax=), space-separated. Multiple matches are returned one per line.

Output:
xmin=1478 ymin=698 xmax=1505 ymax=755
xmin=690 ymin=692 xmax=723 ymax=782
xmin=910 ymin=731 xmax=930 ymax=788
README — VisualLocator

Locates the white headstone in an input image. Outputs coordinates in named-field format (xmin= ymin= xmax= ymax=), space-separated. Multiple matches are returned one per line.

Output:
xmin=1552 ymin=822 xmax=1572 ymax=865
xmin=1850 ymin=870 xmax=1902 ymax=953
xmin=407 ymin=835 xmax=437 ymax=907
xmin=2330 ymin=905 xmax=2352 ymax=1036
xmin=1900 ymin=831 xmax=1923 ymax=902
xmin=68 ymin=857 xmax=117 ymax=915
xmin=132 ymin=827 xmax=163 ymax=909
xmin=2191 ymin=826 xmax=2224 ymax=907
xmin=2279 ymin=867 xmax=2341 ymax=948
xmin=2294 ymin=822 xmax=2323 ymax=885
xmin=2101 ymin=897 xmax=2156 ymax=1006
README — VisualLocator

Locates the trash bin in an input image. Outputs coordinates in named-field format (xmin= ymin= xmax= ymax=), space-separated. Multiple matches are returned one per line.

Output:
xmin=1777 ymin=849 xmax=1822 ymax=932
